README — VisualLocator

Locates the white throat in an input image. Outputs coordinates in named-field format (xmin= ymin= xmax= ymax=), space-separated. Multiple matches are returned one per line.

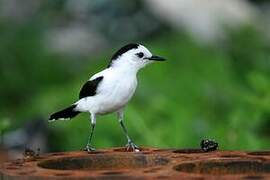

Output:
xmin=109 ymin=56 xmax=141 ymax=74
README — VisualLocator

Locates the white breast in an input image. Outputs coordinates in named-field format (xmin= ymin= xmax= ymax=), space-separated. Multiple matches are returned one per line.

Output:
xmin=76 ymin=68 xmax=138 ymax=114
xmin=97 ymin=69 xmax=137 ymax=114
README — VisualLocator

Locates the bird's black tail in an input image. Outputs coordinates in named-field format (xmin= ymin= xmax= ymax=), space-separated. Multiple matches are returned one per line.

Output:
xmin=49 ymin=104 xmax=80 ymax=121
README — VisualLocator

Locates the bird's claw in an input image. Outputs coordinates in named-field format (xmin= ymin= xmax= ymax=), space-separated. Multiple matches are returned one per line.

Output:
xmin=126 ymin=141 xmax=139 ymax=152
xmin=84 ymin=144 xmax=95 ymax=152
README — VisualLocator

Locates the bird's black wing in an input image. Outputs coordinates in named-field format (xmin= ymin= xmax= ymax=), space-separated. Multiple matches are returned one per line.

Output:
xmin=79 ymin=76 xmax=104 ymax=99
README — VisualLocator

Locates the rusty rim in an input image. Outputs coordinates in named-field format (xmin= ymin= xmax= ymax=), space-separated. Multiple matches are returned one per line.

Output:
xmin=1 ymin=148 xmax=270 ymax=179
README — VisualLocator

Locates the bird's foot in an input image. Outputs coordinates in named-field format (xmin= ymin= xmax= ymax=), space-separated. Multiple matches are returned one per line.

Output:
xmin=125 ymin=141 xmax=139 ymax=152
xmin=83 ymin=144 xmax=95 ymax=153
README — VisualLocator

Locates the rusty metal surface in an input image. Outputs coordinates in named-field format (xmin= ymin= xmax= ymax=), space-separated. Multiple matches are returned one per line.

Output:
xmin=1 ymin=147 xmax=270 ymax=179
xmin=0 ymin=148 xmax=9 ymax=164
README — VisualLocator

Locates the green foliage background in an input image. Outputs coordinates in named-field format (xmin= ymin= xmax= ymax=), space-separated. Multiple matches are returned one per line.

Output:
xmin=0 ymin=22 xmax=270 ymax=151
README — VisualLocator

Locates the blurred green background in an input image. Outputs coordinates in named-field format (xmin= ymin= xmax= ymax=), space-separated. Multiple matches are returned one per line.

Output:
xmin=0 ymin=0 xmax=270 ymax=157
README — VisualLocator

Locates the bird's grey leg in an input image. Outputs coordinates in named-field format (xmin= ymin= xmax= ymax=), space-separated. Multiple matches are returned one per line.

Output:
xmin=85 ymin=113 xmax=96 ymax=152
xmin=117 ymin=109 xmax=139 ymax=151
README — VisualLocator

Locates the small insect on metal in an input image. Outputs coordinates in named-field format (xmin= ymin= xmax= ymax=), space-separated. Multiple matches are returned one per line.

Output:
xmin=23 ymin=148 xmax=40 ymax=161
xmin=200 ymin=139 xmax=218 ymax=152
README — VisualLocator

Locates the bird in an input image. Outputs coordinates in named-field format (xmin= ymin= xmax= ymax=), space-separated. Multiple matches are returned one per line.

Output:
xmin=49 ymin=43 xmax=166 ymax=152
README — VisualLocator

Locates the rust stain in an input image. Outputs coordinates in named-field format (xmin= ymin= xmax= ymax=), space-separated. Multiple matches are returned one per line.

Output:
xmin=0 ymin=148 xmax=270 ymax=179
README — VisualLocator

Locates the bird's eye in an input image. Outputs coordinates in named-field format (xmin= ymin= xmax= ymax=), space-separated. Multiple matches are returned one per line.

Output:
xmin=136 ymin=52 xmax=144 ymax=58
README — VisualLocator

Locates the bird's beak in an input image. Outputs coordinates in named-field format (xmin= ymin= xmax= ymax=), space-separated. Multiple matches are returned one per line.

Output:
xmin=145 ymin=55 xmax=166 ymax=61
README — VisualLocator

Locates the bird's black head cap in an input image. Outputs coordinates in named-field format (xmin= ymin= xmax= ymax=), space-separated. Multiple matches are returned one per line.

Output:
xmin=108 ymin=43 xmax=139 ymax=67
